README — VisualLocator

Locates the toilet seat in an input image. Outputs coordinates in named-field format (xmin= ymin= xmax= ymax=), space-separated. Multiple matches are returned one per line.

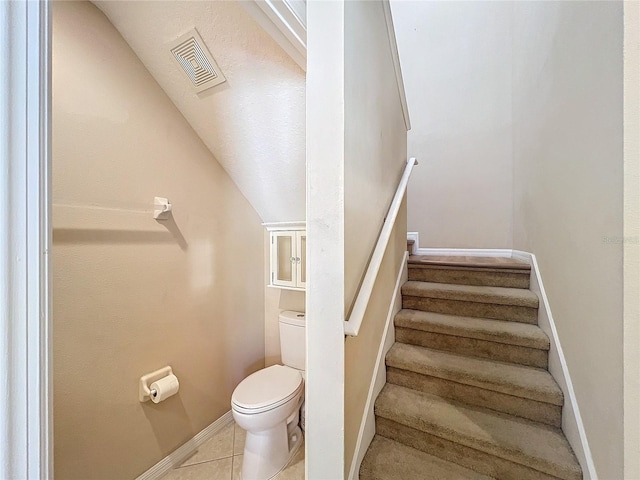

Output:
xmin=232 ymin=365 xmax=303 ymax=415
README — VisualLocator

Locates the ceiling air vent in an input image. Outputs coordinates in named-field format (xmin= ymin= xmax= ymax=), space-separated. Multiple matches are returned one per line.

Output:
xmin=169 ymin=28 xmax=226 ymax=93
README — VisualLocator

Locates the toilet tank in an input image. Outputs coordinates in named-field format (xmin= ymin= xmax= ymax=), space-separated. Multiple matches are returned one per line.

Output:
xmin=279 ymin=311 xmax=305 ymax=371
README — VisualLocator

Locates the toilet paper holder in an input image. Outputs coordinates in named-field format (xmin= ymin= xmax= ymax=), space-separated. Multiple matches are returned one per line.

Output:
xmin=139 ymin=366 xmax=174 ymax=402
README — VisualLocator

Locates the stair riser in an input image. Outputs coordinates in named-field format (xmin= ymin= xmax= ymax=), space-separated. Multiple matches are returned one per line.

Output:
xmin=376 ymin=417 xmax=568 ymax=480
xmin=408 ymin=267 xmax=530 ymax=289
xmin=395 ymin=327 xmax=548 ymax=368
xmin=402 ymin=296 xmax=538 ymax=324
xmin=386 ymin=367 xmax=562 ymax=427
xmin=360 ymin=436 xmax=493 ymax=480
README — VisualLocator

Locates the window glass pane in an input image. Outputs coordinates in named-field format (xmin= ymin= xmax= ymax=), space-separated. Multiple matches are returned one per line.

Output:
xmin=277 ymin=236 xmax=293 ymax=282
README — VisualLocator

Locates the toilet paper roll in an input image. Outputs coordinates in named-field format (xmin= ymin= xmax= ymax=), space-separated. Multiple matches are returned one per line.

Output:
xmin=150 ymin=374 xmax=179 ymax=404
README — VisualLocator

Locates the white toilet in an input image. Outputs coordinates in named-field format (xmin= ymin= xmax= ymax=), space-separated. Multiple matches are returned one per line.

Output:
xmin=231 ymin=311 xmax=305 ymax=480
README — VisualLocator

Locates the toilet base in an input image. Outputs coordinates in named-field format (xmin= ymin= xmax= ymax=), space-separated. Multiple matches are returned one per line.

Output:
xmin=241 ymin=424 xmax=303 ymax=480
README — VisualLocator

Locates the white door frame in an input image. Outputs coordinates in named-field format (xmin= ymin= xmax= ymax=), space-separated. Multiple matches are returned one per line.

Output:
xmin=0 ymin=1 xmax=52 ymax=479
xmin=624 ymin=1 xmax=640 ymax=478
xmin=305 ymin=1 xmax=345 ymax=478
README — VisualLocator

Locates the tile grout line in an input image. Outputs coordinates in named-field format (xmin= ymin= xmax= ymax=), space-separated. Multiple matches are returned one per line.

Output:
xmin=176 ymin=454 xmax=236 ymax=470
xmin=231 ymin=422 xmax=236 ymax=480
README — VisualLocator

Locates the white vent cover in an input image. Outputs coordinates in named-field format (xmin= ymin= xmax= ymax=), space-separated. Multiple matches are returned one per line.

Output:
xmin=169 ymin=28 xmax=226 ymax=93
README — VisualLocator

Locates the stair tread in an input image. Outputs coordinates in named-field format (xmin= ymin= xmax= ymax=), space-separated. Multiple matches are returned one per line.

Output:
xmin=387 ymin=343 xmax=562 ymax=405
xmin=395 ymin=309 xmax=549 ymax=350
xmin=376 ymin=384 xmax=581 ymax=480
xmin=360 ymin=435 xmax=494 ymax=480
xmin=409 ymin=255 xmax=530 ymax=271
xmin=402 ymin=281 xmax=539 ymax=308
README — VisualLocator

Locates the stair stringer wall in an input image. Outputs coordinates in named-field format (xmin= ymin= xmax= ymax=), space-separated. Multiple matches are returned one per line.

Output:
xmin=343 ymin=192 xmax=408 ymax=479
xmin=512 ymin=250 xmax=597 ymax=479
xmin=346 ymin=251 xmax=408 ymax=480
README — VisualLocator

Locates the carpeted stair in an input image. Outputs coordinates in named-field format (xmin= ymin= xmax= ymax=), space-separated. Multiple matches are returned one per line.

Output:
xmin=360 ymin=254 xmax=582 ymax=480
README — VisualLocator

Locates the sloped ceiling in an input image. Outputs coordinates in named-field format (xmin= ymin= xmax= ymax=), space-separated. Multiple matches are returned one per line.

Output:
xmin=93 ymin=0 xmax=306 ymax=223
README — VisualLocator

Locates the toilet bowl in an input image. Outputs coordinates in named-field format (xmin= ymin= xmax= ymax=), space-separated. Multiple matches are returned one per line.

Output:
xmin=232 ymin=365 xmax=304 ymax=480
xmin=231 ymin=311 xmax=306 ymax=480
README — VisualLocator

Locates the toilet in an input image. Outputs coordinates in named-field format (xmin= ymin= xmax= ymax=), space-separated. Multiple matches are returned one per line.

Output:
xmin=231 ymin=311 xmax=305 ymax=480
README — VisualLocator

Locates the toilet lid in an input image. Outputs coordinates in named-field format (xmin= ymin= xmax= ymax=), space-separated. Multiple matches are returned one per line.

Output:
xmin=232 ymin=365 xmax=303 ymax=412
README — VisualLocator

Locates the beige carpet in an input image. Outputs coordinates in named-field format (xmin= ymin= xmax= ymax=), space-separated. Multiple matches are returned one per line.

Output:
xmin=360 ymin=255 xmax=582 ymax=480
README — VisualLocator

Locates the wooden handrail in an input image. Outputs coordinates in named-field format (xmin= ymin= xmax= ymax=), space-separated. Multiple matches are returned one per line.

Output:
xmin=344 ymin=157 xmax=417 ymax=337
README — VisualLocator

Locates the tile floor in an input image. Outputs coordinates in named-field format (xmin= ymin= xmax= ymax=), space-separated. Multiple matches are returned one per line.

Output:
xmin=161 ymin=421 xmax=305 ymax=480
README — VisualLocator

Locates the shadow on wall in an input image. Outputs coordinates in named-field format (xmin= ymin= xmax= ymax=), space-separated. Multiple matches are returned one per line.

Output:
xmin=53 ymin=215 xmax=189 ymax=251
xmin=142 ymin=393 xmax=195 ymax=454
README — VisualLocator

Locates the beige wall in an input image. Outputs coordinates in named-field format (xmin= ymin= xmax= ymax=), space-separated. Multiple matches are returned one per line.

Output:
xmin=343 ymin=0 xmax=408 ymax=475
xmin=392 ymin=1 xmax=514 ymax=249
xmin=52 ymin=2 xmax=265 ymax=479
xmin=511 ymin=2 xmax=624 ymax=478
xmin=344 ymin=196 xmax=407 ymax=477
xmin=344 ymin=0 xmax=409 ymax=312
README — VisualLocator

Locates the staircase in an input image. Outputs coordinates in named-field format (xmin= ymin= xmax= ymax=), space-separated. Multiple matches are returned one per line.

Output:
xmin=360 ymin=254 xmax=582 ymax=480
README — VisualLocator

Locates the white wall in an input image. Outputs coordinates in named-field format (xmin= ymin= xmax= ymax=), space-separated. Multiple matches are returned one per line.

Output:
xmin=511 ymin=3 xmax=624 ymax=479
xmin=53 ymin=3 xmax=265 ymax=478
xmin=306 ymin=1 xmax=408 ymax=477
xmin=392 ymin=1 xmax=514 ymax=249
xmin=306 ymin=2 xmax=346 ymax=477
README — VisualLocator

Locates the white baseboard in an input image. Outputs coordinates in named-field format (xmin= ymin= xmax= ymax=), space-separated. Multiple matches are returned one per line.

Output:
xmin=512 ymin=250 xmax=596 ymax=480
xmin=347 ymin=251 xmax=409 ymax=480
xmin=415 ymin=247 xmax=513 ymax=258
xmin=407 ymin=232 xmax=419 ymax=255
xmin=407 ymin=234 xmax=513 ymax=258
xmin=409 ymin=247 xmax=535 ymax=265
xmin=135 ymin=411 xmax=234 ymax=480
xmin=510 ymin=250 xmax=532 ymax=264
